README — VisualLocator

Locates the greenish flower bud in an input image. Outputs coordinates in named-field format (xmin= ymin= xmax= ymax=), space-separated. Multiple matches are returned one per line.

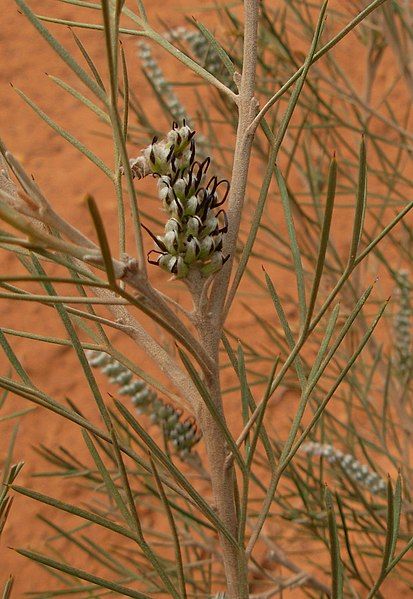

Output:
xmin=162 ymin=230 xmax=179 ymax=254
xmin=158 ymin=254 xmax=176 ymax=273
xmin=184 ymin=195 xmax=198 ymax=216
xmin=143 ymin=141 xmax=170 ymax=175
xmin=203 ymin=213 xmax=218 ymax=236
xmin=114 ymin=371 xmax=133 ymax=385
xmin=119 ymin=380 xmax=146 ymax=395
xmin=172 ymin=177 xmax=187 ymax=199
xmin=201 ymin=251 xmax=225 ymax=276
xmin=184 ymin=237 xmax=199 ymax=264
xmin=198 ymin=236 xmax=214 ymax=259
xmin=176 ymin=256 xmax=189 ymax=278
xmin=132 ymin=387 xmax=151 ymax=405
xmin=165 ymin=218 xmax=180 ymax=234
xmin=102 ymin=362 xmax=124 ymax=377
xmin=86 ymin=351 xmax=107 ymax=367
xmin=187 ymin=216 xmax=201 ymax=236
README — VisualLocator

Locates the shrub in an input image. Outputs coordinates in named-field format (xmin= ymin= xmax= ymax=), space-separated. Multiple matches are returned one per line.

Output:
xmin=1 ymin=1 xmax=412 ymax=597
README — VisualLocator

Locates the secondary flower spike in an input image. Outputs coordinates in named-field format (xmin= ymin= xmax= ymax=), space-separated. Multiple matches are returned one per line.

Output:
xmin=128 ymin=121 xmax=229 ymax=279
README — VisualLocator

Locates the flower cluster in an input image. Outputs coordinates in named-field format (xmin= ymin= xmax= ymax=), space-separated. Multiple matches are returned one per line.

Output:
xmin=134 ymin=121 xmax=229 ymax=279
xmin=394 ymin=269 xmax=412 ymax=379
xmin=301 ymin=442 xmax=387 ymax=495
xmin=86 ymin=350 xmax=201 ymax=459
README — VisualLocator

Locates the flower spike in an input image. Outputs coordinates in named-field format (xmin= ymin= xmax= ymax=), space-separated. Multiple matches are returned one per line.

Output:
xmin=131 ymin=121 xmax=229 ymax=279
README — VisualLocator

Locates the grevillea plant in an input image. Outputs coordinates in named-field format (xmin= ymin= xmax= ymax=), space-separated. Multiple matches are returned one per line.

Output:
xmin=1 ymin=1 xmax=413 ymax=598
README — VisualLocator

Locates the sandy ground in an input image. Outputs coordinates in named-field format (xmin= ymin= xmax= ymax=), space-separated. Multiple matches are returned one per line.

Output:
xmin=0 ymin=0 xmax=411 ymax=596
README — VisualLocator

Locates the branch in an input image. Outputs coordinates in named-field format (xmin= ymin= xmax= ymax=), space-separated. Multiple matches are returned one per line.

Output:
xmin=208 ymin=0 xmax=260 ymax=338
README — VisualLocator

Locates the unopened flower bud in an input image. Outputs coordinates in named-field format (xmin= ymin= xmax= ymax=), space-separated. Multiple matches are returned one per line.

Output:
xmin=201 ymin=251 xmax=225 ymax=276
xmin=176 ymin=256 xmax=189 ymax=278
xmin=184 ymin=237 xmax=199 ymax=264
xmin=198 ymin=236 xmax=214 ymax=259
xmin=158 ymin=254 xmax=176 ymax=273
xmin=143 ymin=141 xmax=170 ymax=175
xmin=162 ymin=230 xmax=179 ymax=254
xmin=184 ymin=195 xmax=198 ymax=216
xmin=187 ymin=216 xmax=201 ymax=236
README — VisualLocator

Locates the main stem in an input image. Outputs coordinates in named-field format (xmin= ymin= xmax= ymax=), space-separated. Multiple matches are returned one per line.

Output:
xmin=209 ymin=0 xmax=260 ymax=328
xmin=194 ymin=3 xmax=260 ymax=596
xmin=195 ymin=315 xmax=249 ymax=599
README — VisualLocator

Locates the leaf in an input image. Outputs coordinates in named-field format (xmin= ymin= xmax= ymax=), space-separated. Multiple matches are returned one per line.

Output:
xmin=81 ymin=429 xmax=180 ymax=598
xmin=86 ymin=196 xmax=116 ymax=286
xmin=325 ymin=487 xmax=344 ymax=599
xmin=381 ymin=474 xmax=402 ymax=572
xmin=70 ymin=28 xmax=106 ymax=91
xmin=275 ymin=165 xmax=307 ymax=325
xmin=81 ymin=430 xmax=133 ymax=527
xmin=305 ymin=156 xmax=337 ymax=326
xmin=149 ymin=455 xmax=187 ymax=599
xmin=14 ymin=548 xmax=151 ymax=599
xmin=0 ymin=329 xmax=32 ymax=386
xmin=348 ymin=137 xmax=367 ymax=266
xmin=47 ymin=74 xmax=109 ymax=122
xmin=2 ymin=577 xmax=14 ymax=599
xmin=192 ymin=20 xmax=235 ymax=78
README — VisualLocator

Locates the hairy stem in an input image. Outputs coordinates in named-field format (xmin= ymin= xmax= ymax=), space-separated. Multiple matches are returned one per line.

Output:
xmin=191 ymin=3 xmax=261 ymax=596
xmin=209 ymin=0 xmax=260 ymax=334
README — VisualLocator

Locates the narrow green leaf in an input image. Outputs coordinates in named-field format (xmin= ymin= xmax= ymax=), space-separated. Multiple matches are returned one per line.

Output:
xmin=14 ymin=548 xmax=151 ymax=599
xmin=237 ymin=343 xmax=251 ymax=453
xmin=0 ymin=376 xmax=185 ymax=500
xmin=288 ymin=298 xmax=388 ymax=462
xmin=2 ymin=576 xmax=14 ymax=599
xmin=325 ymin=487 xmax=344 ymax=599
xmin=149 ymin=455 xmax=187 ymax=599
xmin=82 ymin=429 xmax=180 ymax=598
xmin=47 ymin=74 xmax=109 ymax=122
xmin=70 ymin=28 xmax=106 ymax=91
xmin=193 ymin=21 xmax=235 ymax=78
xmin=367 ymin=475 xmax=405 ymax=598
xmin=308 ymin=303 xmax=340 ymax=384
xmin=382 ymin=474 xmax=402 ymax=572
xmin=81 ymin=430 xmax=133 ymax=526
xmin=86 ymin=196 xmax=116 ymax=286
xmin=30 ymin=256 xmax=112 ymax=430
xmin=305 ymin=156 xmax=337 ymax=326
xmin=275 ymin=165 xmax=307 ymax=325
xmin=348 ymin=137 xmax=367 ymax=266
xmin=37 ymin=515 xmax=131 ymax=577
xmin=264 ymin=271 xmax=307 ymax=391
xmin=120 ymin=42 xmax=129 ymax=140
xmin=11 ymin=484 xmax=138 ymax=541
xmin=0 ymin=329 xmax=32 ymax=386
xmin=1 ymin=425 xmax=19 ymax=486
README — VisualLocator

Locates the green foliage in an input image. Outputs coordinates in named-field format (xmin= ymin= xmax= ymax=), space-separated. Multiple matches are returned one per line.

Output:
xmin=1 ymin=0 xmax=413 ymax=597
